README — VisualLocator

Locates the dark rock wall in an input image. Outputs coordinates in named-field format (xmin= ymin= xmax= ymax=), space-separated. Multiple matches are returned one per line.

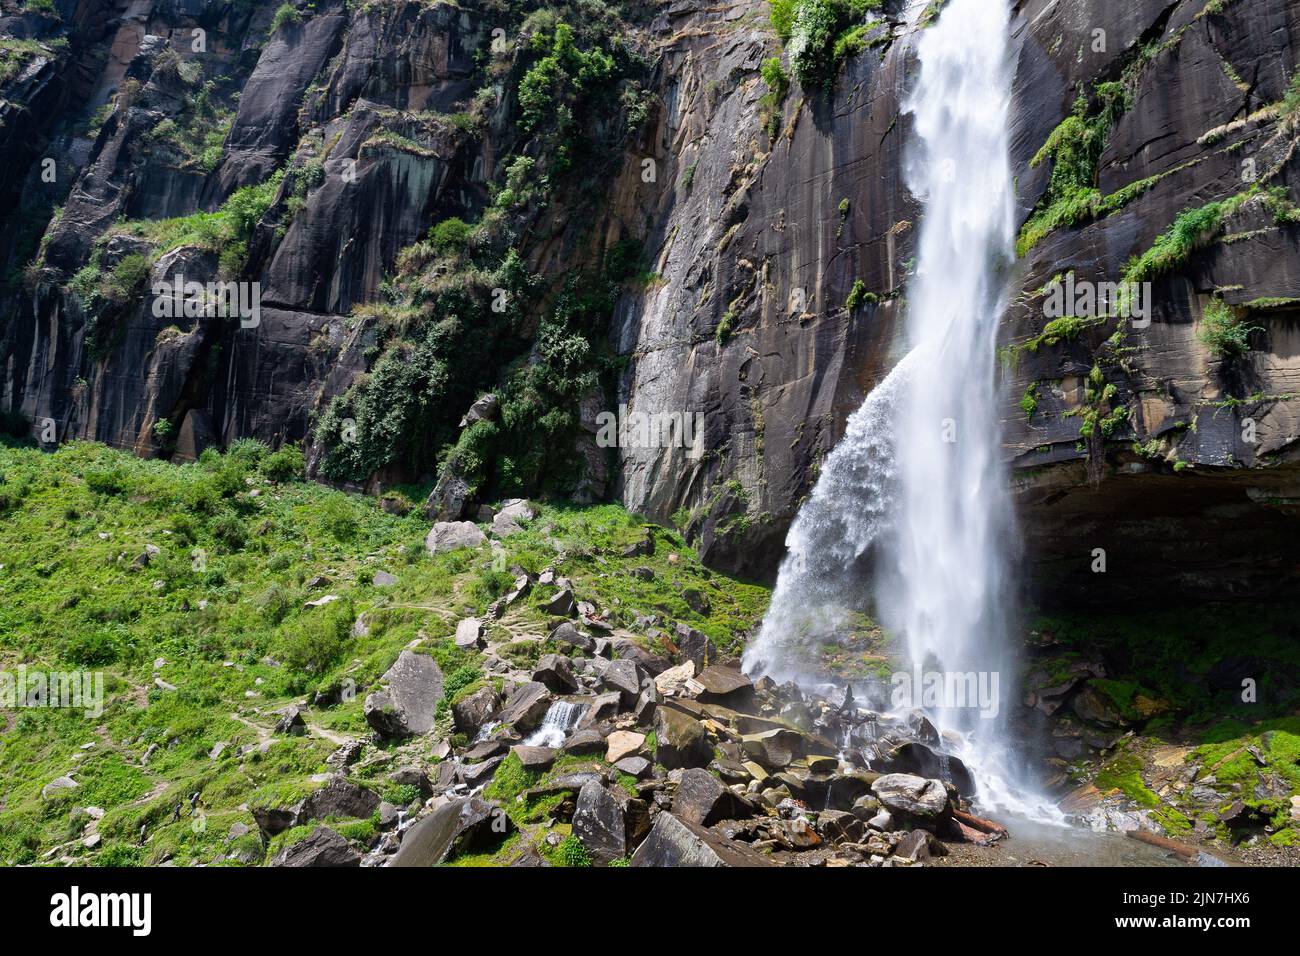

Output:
xmin=1 ymin=0 xmax=1297 ymax=600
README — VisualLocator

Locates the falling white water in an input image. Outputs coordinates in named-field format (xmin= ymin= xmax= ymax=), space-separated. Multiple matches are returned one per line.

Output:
xmin=525 ymin=700 xmax=586 ymax=748
xmin=743 ymin=0 xmax=1060 ymax=821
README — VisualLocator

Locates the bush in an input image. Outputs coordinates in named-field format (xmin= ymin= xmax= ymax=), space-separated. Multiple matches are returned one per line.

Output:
xmin=60 ymin=628 xmax=125 ymax=666
xmin=270 ymin=3 xmax=301 ymax=33
xmin=260 ymin=443 xmax=304 ymax=482
xmin=428 ymin=217 xmax=472 ymax=253
xmin=1198 ymin=298 xmax=1255 ymax=358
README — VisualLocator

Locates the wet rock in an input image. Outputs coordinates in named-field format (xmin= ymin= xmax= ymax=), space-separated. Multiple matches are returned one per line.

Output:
xmin=271 ymin=826 xmax=360 ymax=868
xmin=532 ymin=653 xmax=578 ymax=693
xmin=630 ymin=812 xmax=776 ymax=867
xmin=876 ymin=741 xmax=974 ymax=796
xmin=654 ymin=707 xmax=712 ymax=770
xmin=425 ymin=521 xmax=486 ymax=554
xmin=364 ymin=650 xmax=443 ymax=738
xmin=1071 ymin=683 xmax=1127 ymax=726
xmin=871 ymin=774 xmax=951 ymax=822
xmin=390 ymin=797 xmax=510 ymax=867
xmin=498 ymin=682 xmax=553 ymax=733
xmin=452 ymin=685 xmax=501 ymax=734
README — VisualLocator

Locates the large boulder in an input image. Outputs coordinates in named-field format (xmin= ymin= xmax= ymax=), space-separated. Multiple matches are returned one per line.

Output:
xmin=390 ymin=797 xmax=511 ymax=867
xmin=871 ymin=773 xmax=952 ymax=822
xmin=654 ymin=707 xmax=712 ymax=769
xmin=876 ymin=742 xmax=975 ymax=797
xmin=364 ymin=650 xmax=443 ymax=738
xmin=491 ymin=499 xmax=535 ymax=537
xmin=672 ymin=624 xmax=718 ymax=668
xmin=630 ymin=812 xmax=775 ymax=867
xmin=498 ymin=681 xmax=553 ymax=733
xmin=550 ymin=621 xmax=594 ymax=652
xmin=532 ymin=654 xmax=578 ymax=693
xmin=686 ymin=665 xmax=753 ymax=704
xmin=595 ymin=658 xmax=645 ymax=707
xmin=740 ymin=728 xmax=804 ymax=769
xmin=425 ymin=521 xmax=486 ymax=554
xmin=572 ymin=781 xmax=630 ymax=864
xmin=673 ymin=767 xmax=752 ymax=826
xmin=454 ymin=617 xmax=484 ymax=650
xmin=452 ymin=685 xmax=501 ymax=734
xmin=271 ymin=827 xmax=361 ymax=867
xmin=297 ymin=776 xmax=381 ymax=824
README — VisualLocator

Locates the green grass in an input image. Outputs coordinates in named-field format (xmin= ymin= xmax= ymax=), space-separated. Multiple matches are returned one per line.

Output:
xmin=0 ymin=438 xmax=772 ymax=864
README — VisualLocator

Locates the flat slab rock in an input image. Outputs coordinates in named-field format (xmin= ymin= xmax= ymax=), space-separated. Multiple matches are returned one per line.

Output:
xmin=630 ymin=812 xmax=775 ymax=867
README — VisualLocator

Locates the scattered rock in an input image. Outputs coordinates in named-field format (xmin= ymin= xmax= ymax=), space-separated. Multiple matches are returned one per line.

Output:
xmin=454 ymin=617 xmax=484 ymax=650
xmin=271 ymin=827 xmax=361 ymax=867
xmin=630 ymin=812 xmax=775 ymax=867
xmin=298 ymin=776 xmax=381 ymax=824
xmin=549 ymin=621 xmax=594 ymax=652
xmin=364 ymin=650 xmax=444 ymax=738
xmin=674 ymin=767 xmax=751 ymax=826
xmin=672 ymin=624 xmax=718 ymax=668
xmin=654 ymin=707 xmax=712 ymax=769
xmin=452 ymin=685 xmax=501 ymax=734
xmin=542 ymin=588 xmax=576 ymax=616
xmin=871 ymin=774 xmax=951 ymax=822
xmin=498 ymin=682 xmax=553 ymax=733
xmin=274 ymin=706 xmax=307 ymax=736
xmin=532 ymin=654 xmax=578 ymax=693
xmin=425 ymin=521 xmax=486 ymax=554
xmin=390 ymin=797 xmax=512 ymax=867
xmin=511 ymin=745 xmax=557 ymax=771
xmin=572 ymin=781 xmax=633 ymax=864
xmin=605 ymin=730 xmax=646 ymax=764
xmin=491 ymin=499 xmax=535 ymax=537
xmin=681 ymin=588 xmax=711 ymax=614
xmin=655 ymin=660 xmax=696 ymax=696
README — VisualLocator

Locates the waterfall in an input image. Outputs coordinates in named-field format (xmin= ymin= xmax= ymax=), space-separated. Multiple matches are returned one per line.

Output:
xmin=743 ymin=0 xmax=1059 ymax=820
xmin=525 ymin=700 xmax=587 ymax=748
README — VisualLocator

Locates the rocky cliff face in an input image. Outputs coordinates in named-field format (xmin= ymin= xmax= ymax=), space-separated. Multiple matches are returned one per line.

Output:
xmin=2 ymin=0 xmax=1298 ymax=598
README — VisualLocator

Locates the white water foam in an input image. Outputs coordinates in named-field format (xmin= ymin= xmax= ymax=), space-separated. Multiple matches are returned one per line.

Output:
xmin=744 ymin=0 xmax=1062 ymax=823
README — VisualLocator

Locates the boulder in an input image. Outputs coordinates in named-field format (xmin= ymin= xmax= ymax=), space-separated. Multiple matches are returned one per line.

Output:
xmin=271 ymin=827 xmax=360 ymax=867
xmin=425 ymin=521 xmax=486 ymax=554
xmin=686 ymin=664 xmax=753 ymax=704
xmin=549 ymin=621 xmax=594 ymax=652
xmin=498 ymin=682 xmax=553 ymax=733
xmin=577 ymin=692 xmax=622 ymax=729
xmin=390 ymin=797 xmax=510 ymax=867
xmin=452 ymin=685 xmax=501 ymax=734
xmin=655 ymin=661 xmax=696 ymax=696
xmin=605 ymin=730 xmax=646 ymax=764
xmin=572 ymin=781 xmax=631 ymax=864
xmin=274 ymin=705 xmax=307 ymax=736
xmin=1072 ymin=683 xmax=1128 ymax=726
xmin=459 ymin=393 xmax=499 ymax=427
xmin=461 ymin=756 xmax=505 ymax=789
xmin=681 ymin=588 xmax=711 ymax=614
xmin=615 ymin=756 xmax=652 ymax=778
xmin=298 ymin=776 xmax=381 ymax=824
xmin=562 ymin=728 xmax=607 ymax=755
xmin=364 ymin=650 xmax=443 ymax=738
xmin=740 ymin=728 xmax=804 ymax=769
xmin=894 ymin=828 xmax=949 ymax=863
xmin=871 ymin=773 xmax=951 ymax=821
xmin=673 ymin=767 xmax=751 ymax=826
xmin=630 ymin=812 xmax=776 ymax=867
xmin=511 ymin=745 xmax=557 ymax=771
xmin=672 ymin=624 xmax=718 ymax=668
xmin=532 ymin=654 xmax=578 ymax=693
xmin=454 ymin=617 xmax=484 ymax=650
xmin=596 ymin=658 xmax=645 ymax=707
xmin=491 ymin=499 xmax=535 ymax=537
xmin=542 ymin=588 xmax=576 ymax=616
xmin=876 ymin=742 xmax=974 ymax=796
xmin=41 ymin=776 xmax=79 ymax=799
xmin=654 ymin=707 xmax=712 ymax=770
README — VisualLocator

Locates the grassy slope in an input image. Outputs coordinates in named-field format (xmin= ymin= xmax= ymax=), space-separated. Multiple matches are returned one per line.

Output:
xmin=0 ymin=440 xmax=770 ymax=865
